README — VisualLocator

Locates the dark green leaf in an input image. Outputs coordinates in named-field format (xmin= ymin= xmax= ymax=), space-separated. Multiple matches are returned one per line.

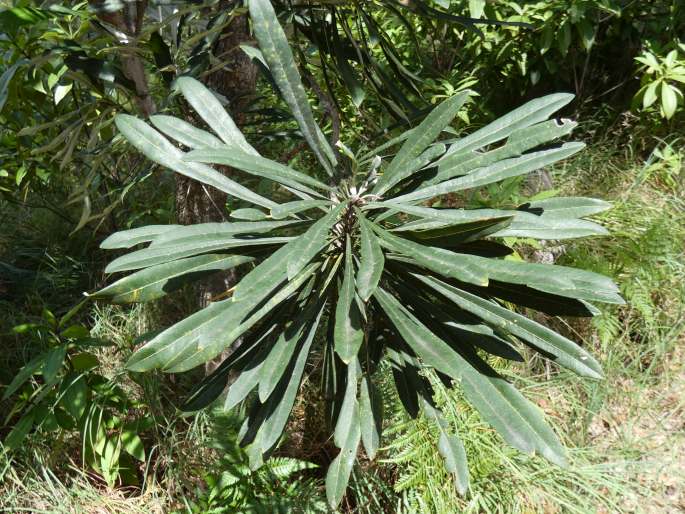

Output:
xmin=356 ymin=211 xmax=385 ymax=302
xmin=43 ymin=346 xmax=67 ymax=383
xmin=414 ymin=275 xmax=604 ymax=379
xmin=359 ymin=375 xmax=382 ymax=460
xmin=286 ymin=203 xmax=346 ymax=279
xmin=2 ymin=354 xmax=46 ymax=400
xmin=335 ymin=237 xmax=364 ymax=363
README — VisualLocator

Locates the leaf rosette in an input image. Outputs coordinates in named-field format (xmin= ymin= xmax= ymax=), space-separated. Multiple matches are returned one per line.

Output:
xmin=95 ymin=0 xmax=622 ymax=507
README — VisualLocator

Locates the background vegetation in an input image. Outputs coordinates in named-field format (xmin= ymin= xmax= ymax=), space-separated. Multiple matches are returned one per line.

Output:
xmin=1 ymin=0 xmax=683 ymax=512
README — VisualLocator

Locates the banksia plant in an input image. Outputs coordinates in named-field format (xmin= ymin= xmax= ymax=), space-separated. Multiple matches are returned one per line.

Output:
xmin=95 ymin=0 xmax=623 ymax=508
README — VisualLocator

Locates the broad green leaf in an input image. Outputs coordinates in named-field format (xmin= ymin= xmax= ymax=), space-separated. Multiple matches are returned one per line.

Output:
xmin=71 ymin=352 xmax=99 ymax=371
xmin=271 ymin=200 xmax=332 ymax=219
xmin=286 ymin=203 xmax=346 ymax=279
xmin=414 ymin=275 xmax=604 ymax=379
xmin=374 ymin=287 xmax=566 ymax=466
xmin=491 ymin=211 xmax=608 ymax=239
xmin=326 ymin=397 xmax=361 ymax=509
xmin=374 ymin=92 xmax=470 ymax=195
xmin=100 ymin=225 xmax=180 ymax=249
xmin=126 ymin=262 xmax=317 ymax=373
xmin=523 ymin=196 xmax=612 ymax=218
xmin=643 ymin=81 xmax=658 ymax=108
xmin=372 ymin=225 xmax=488 ymax=286
xmin=183 ymin=325 xmax=276 ymax=411
xmin=249 ymin=0 xmax=337 ymax=175
xmin=406 ymin=217 xmax=513 ymax=245
xmin=59 ymin=374 xmax=89 ymax=420
xmin=334 ymin=237 xmax=364 ymax=363
xmin=184 ymin=147 xmax=331 ymax=194
xmin=460 ymin=360 xmax=567 ymax=466
xmin=356 ymin=212 xmax=384 ymax=302
xmin=176 ymin=76 xmax=257 ymax=154
xmin=42 ymin=346 xmax=67 ymax=383
xmin=4 ymin=412 xmax=34 ymax=450
xmin=0 ymin=60 xmax=25 ymax=113
xmin=359 ymin=376 xmax=382 ymax=460
xmin=483 ymin=258 xmax=624 ymax=305
xmin=105 ymin=235 xmax=290 ymax=273
xmin=115 ymin=115 xmax=275 ymax=209
xmin=367 ymin=202 xmax=513 ymax=227
xmin=230 ymin=208 xmax=268 ymax=221
xmin=93 ymin=254 xmax=254 ymax=303
xmin=232 ymin=244 xmax=292 ymax=303
xmin=165 ymin=263 xmax=319 ymax=373
xmin=121 ymin=428 xmax=145 ymax=461
xmin=224 ymin=345 xmax=270 ymax=411
xmin=150 ymin=115 xmax=223 ymax=149
xmin=438 ymin=430 xmax=469 ymax=495
xmin=402 ymin=288 xmax=524 ymax=361
xmin=376 ymin=142 xmax=446 ymax=196
xmin=661 ymin=83 xmax=678 ymax=119
xmin=388 ymin=350 xmax=421 ymax=418
xmin=379 ymin=204 xmax=607 ymax=240
xmin=375 ymin=287 xmax=469 ymax=377
xmin=388 ymin=143 xmax=585 ymax=204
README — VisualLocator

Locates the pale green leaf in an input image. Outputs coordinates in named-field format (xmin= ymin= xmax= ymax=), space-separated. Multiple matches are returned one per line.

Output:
xmin=249 ymin=0 xmax=337 ymax=174
xmin=115 ymin=115 xmax=276 ymax=209
xmin=93 ymin=254 xmax=254 ymax=303
xmin=184 ymin=147 xmax=331 ymax=194
xmin=374 ymin=92 xmax=470 ymax=195
xmin=176 ymin=76 xmax=257 ymax=154
xmin=150 ymin=115 xmax=223 ymax=149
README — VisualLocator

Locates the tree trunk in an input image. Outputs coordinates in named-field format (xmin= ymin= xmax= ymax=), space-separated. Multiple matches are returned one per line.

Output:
xmin=89 ymin=0 xmax=156 ymax=116
xmin=174 ymin=2 xmax=257 ymax=372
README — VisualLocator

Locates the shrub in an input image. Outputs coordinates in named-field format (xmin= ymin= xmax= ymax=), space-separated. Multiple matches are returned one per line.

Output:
xmin=95 ymin=0 xmax=622 ymax=508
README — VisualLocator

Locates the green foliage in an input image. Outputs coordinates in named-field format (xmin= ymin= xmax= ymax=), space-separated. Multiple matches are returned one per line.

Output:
xmin=2 ymin=305 xmax=150 ymax=487
xmin=400 ymin=0 xmax=684 ymax=112
xmin=183 ymin=409 xmax=325 ymax=513
xmin=94 ymin=1 xmax=623 ymax=508
xmin=634 ymin=42 xmax=685 ymax=119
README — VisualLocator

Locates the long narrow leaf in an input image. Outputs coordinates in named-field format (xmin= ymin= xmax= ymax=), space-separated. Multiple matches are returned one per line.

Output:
xmin=249 ymin=0 xmax=337 ymax=174
xmin=334 ymin=237 xmax=364 ymax=363
xmin=176 ymin=76 xmax=257 ymax=154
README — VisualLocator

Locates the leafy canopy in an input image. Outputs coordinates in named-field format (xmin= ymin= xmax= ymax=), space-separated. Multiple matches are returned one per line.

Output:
xmin=96 ymin=0 xmax=622 ymax=508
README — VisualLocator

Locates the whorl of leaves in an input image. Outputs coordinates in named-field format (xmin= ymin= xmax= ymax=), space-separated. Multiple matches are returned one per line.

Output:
xmin=96 ymin=0 xmax=621 ymax=508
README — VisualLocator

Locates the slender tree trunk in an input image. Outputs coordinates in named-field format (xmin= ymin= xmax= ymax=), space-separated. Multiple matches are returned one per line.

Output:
xmin=89 ymin=0 xmax=156 ymax=116
xmin=176 ymin=2 xmax=257 ymax=304
xmin=174 ymin=2 xmax=257 ymax=372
